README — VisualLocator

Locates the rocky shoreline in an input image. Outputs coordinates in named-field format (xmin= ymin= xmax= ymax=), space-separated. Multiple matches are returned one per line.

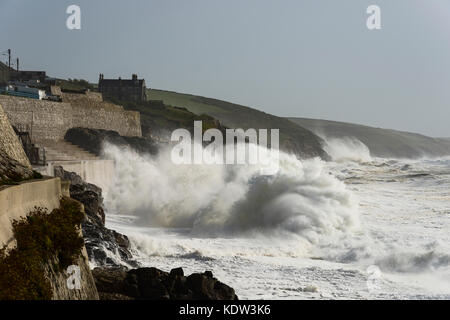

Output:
xmin=54 ymin=166 xmax=137 ymax=268
xmin=93 ymin=267 xmax=237 ymax=300
xmin=54 ymin=166 xmax=238 ymax=300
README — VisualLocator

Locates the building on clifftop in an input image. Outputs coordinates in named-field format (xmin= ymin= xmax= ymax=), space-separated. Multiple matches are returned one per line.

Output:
xmin=98 ymin=73 xmax=147 ymax=102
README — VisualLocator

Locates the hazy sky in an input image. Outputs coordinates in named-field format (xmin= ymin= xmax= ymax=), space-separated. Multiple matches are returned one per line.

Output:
xmin=1 ymin=0 xmax=450 ymax=137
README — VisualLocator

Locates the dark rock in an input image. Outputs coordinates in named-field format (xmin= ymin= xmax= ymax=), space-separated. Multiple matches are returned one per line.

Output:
xmin=170 ymin=267 xmax=184 ymax=277
xmin=92 ymin=267 xmax=139 ymax=299
xmin=186 ymin=274 xmax=215 ymax=299
xmin=92 ymin=267 xmax=128 ymax=293
xmin=53 ymin=166 xmax=137 ymax=267
xmin=204 ymin=271 xmax=213 ymax=278
xmin=98 ymin=293 xmax=134 ymax=300
xmin=172 ymin=275 xmax=189 ymax=297
xmin=64 ymin=127 xmax=158 ymax=157
xmin=93 ymin=267 xmax=238 ymax=301
xmin=53 ymin=166 xmax=105 ymax=225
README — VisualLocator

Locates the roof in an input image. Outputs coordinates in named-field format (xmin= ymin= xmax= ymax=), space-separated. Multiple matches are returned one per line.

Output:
xmin=100 ymin=79 xmax=146 ymax=86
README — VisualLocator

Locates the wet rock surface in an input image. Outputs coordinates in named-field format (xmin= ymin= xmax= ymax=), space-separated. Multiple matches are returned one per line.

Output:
xmin=93 ymin=267 xmax=238 ymax=300
xmin=53 ymin=166 xmax=137 ymax=267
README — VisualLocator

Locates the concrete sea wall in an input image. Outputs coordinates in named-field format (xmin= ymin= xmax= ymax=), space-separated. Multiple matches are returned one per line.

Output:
xmin=38 ymin=160 xmax=115 ymax=194
xmin=0 ymin=177 xmax=62 ymax=248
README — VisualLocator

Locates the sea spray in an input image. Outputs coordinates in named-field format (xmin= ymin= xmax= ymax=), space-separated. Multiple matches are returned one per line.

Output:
xmin=321 ymin=136 xmax=372 ymax=163
xmin=103 ymin=144 xmax=450 ymax=298
xmin=103 ymin=142 xmax=360 ymax=245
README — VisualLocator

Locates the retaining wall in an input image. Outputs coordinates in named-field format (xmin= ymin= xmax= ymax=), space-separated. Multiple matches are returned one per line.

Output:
xmin=0 ymin=95 xmax=142 ymax=141
xmin=0 ymin=177 xmax=62 ymax=248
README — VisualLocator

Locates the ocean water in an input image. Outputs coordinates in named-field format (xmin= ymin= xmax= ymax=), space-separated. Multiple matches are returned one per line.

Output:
xmin=102 ymin=141 xmax=450 ymax=299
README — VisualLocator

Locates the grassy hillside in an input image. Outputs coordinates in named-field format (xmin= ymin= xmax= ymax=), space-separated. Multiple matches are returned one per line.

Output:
xmin=147 ymin=89 xmax=327 ymax=159
xmin=288 ymin=117 xmax=450 ymax=159
xmin=56 ymin=79 xmax=95 ymax=92
xmin=105 ymin=98 xmax=226 ymax=141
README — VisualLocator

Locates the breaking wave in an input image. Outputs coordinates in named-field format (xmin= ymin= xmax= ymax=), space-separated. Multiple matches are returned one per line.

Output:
xmin=322 ymin=136 xmax=372 ymax=163
xmin=103 ymin=142 xmax=360 ymax=244
xmin=375 ymin=243 xmax=450 ymax=273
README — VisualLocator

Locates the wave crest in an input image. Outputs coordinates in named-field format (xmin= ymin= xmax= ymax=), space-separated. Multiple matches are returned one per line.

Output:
xmin=104 ymin=143 xmax=360 ymax=243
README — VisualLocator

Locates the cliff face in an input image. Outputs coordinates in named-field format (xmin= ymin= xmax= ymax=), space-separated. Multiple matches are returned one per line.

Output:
xmin=44 ymin=197 xmax=99 ymax=300
xmin=45 ymin=243 xmax=99 ymax=300
xmin=0 ymin=103 xmax=31 ymax=168
xmin=288 ymin=117 xmax=450 ymax=159
xmin=0 ymin=197 xmax=99 ymax=300
xmin=0 ymin=149 xmax=34 ymax=186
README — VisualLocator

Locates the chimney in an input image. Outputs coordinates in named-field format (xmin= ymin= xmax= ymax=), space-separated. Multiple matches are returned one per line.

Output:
xmin=132 ymin=74 xmax=138 ymax=81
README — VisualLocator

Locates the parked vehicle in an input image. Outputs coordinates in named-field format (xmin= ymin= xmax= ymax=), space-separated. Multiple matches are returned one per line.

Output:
xmin=1 ymin=84 xmax=46 ymax=100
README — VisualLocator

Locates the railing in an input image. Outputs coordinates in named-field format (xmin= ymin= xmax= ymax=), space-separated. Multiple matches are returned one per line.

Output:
xmin=13 ymin=127 xmax=46 ymax=166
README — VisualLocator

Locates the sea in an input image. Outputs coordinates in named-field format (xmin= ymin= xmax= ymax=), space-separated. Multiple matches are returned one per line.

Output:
xmin=100 ymin=139 xmax=450 ymax=299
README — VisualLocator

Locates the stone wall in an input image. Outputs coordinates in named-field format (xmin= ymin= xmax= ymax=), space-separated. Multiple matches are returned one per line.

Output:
xmin=0 ymin=95 xmax=142 ymax=141
xmin=61 ymin=91 xmax=103 ymax=103
xmin=0 ymin=103 xmax=31 ymax=167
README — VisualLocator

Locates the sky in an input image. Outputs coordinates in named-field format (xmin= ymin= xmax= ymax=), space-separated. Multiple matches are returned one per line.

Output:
xmin=1 ymin=0 xmax=450 ymax=137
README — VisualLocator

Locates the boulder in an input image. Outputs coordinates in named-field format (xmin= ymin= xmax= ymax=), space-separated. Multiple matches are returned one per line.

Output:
xmin=64 ymin=127 xmax=158 ymax=157
xmin=93 ymin=267 xmax=238 ymax=300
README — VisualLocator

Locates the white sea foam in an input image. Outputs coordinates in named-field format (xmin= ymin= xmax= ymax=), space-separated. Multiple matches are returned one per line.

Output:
xmin=102 ymin=141 xmax=450 ymax=299
xmin=104 ymin=142 xmax=360 ymax=244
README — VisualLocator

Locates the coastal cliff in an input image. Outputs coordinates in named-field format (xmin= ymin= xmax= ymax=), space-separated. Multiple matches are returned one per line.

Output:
xmin=0 ymin=197 xmax=99 ymax=300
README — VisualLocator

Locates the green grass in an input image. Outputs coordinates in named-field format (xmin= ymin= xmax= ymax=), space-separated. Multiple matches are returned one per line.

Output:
xmin=57 ymin=79 xmax=95 ymax=92
xmin=148 ymin=89 xmax=225 ymax=115
xmin=105 ymin=97 xmax=224 ymax=138
xmin=147 ymin=89 xmax=327 ymax=158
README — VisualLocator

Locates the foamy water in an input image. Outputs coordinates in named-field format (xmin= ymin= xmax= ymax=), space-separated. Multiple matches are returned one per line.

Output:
xmin=102 ymin=140 xmax=450 ymax=299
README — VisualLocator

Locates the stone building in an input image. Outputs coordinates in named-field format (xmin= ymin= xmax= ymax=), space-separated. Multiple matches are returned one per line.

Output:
xmin=10 ymin=70 xmax=47 ymax=82
xmin=0 ymin=61 xmax=47 ymax=84
xmin=98 ymin=73 xmax=147 ymax=102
